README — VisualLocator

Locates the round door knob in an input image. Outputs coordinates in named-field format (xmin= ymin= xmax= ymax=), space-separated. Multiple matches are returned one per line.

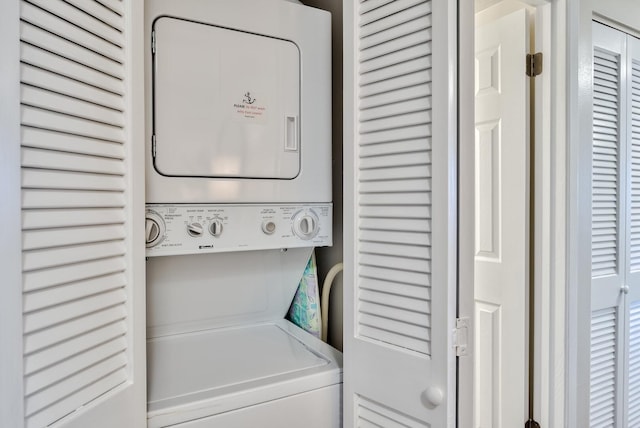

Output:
xmin=209 ymin=219 xmax=223 ymax=237
xmin=424 ymin=386 xmax=444 ymax=408
xmin=622 ymin=284 xmax=630 ymax=294
xmin=145 ymin=210 xmax=165 ymax=248
xmin=187 ymin=222 xmax=203 ymax=237
xmin=292 ymin=210 xmax=319 ymax=240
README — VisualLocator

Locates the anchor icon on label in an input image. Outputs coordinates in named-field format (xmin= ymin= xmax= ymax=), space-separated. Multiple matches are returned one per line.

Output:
xmin=243 ymin=92 xmax=256 ymax=105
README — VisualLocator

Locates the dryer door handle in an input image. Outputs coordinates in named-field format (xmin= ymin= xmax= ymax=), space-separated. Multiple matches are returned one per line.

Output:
xmin=285 ymin=115 xmax=298 ymax=151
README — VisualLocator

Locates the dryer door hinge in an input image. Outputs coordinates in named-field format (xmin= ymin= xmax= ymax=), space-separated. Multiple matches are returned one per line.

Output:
xmin=152 ymin=134 xmax=157 ymax=158
xmin=453 ymin=317 xmax=469 ymax=357
xmin=151 ymin=30 xmax=156 ymax=54
xmin=526 ymin=52 xmax=543 ymax=77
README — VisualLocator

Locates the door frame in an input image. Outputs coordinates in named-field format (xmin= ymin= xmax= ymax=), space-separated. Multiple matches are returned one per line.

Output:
xmin=566 ymin=1 xmax=640 ymax=427
xmin=459 ymin=0 xmax=566 ymax=427
xmin=457 ymin=2 xmax=474 ymax=426
xmin=0 ymin=0 xmax=25 ymax=426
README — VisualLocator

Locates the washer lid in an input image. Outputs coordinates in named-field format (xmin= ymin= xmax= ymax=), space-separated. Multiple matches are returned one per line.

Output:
xmin=147 ymin=322 xmax=329 ymax=406
xmin=146 ymin=319 xmax=343 ymax=427
xmin=152 ymin=17 xmax=301 ymax=179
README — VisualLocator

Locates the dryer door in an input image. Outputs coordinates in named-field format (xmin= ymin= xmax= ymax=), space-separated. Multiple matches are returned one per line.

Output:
xmin=152 ymin=17 xmax=300 ymax=179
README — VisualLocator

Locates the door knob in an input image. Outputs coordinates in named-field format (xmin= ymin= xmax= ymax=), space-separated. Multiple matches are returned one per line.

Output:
xmin=621 ymin=284 xmax=630 ymax=294
xmin=424 ymin=386 xmax=444 ymax=408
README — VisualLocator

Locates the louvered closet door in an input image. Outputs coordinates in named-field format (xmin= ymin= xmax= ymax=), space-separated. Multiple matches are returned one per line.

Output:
xmin=625 ymin=32 xmax=640 ymax=428
xmin=19 ymin=1 xmax=145 ymax=427
xmin=590 ymin=22 xmax=627 ymax=428
xmin=343 ymin=0 xmax=458 ymax=426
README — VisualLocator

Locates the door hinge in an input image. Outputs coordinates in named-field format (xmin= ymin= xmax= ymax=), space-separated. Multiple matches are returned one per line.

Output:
xmin=152 ymin=134 xmax=157 ymax=158
xmin=526 ymin=52 xmax=543 ymax=77
xmin=525 ymin=419 xmax=541 ymax=428
xmin=453 ymin=317 xmax=469 ymax=357
xmin=151 ymin=30 xmax=156 ymax=54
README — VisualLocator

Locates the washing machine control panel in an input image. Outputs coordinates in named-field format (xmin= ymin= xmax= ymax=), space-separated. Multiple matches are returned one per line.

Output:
xmin=145 ymin=204 xmax=332 ymax=257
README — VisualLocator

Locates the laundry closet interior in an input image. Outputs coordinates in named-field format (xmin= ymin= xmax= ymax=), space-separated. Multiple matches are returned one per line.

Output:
xmin=142 ymin=0 xmax=344 ymax=426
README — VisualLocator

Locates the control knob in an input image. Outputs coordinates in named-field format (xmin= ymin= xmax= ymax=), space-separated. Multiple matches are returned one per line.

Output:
xmin=209 ymin=218 xmax=223 ymax=237
xmin=145 ymin=210 xmax=165 ymax=248
xmin=292 ymin=210 xmax=319 ymax=240
xmin=187 ymin=222 xmax=204 ymax=237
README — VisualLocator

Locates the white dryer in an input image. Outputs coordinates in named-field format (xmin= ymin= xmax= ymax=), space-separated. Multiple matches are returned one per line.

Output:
xmin=143 ymin=0 xmax=340 ymax=426
xmin=145 ymin=0 xmax=332 ymax=206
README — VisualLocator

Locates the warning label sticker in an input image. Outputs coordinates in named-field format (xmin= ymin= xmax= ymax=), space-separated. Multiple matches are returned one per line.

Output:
xmin=231 ymin=91 xmax=268 ymax=123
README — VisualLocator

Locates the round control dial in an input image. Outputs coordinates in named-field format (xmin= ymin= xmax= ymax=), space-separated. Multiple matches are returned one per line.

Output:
xmin=186 ymin=222 xmax=204 ymax=237
xmin=145 ymin=210 xmax=165 ymax=248
xmin=292 ymin=210 xmax=320 ymax=240
xmin=209 ymin=218 xmax=223 ymax=237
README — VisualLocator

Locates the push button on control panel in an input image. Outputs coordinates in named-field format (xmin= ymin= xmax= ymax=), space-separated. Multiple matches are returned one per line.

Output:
xmin=262 ymin=220 xmax=276 ymax=235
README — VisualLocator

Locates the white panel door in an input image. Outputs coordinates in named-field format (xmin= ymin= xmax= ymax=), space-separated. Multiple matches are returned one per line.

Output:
xmin=17 ymin=1 xmax=146 ymax=427
xmin=474 ymin=8 xmax=529 ymax=428
xmin=343 ymin=0 xmax=458 ymax=426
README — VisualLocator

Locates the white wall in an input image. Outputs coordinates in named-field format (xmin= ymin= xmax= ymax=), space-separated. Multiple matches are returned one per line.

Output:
xmin=593 ymin=0 xmax=640 ymax=35
xmin=301 ymin=0 xmax=345 ymax=351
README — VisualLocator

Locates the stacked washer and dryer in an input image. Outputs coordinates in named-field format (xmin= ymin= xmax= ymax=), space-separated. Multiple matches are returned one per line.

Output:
xmin=143 ymin=0 xmax=341 ymax=426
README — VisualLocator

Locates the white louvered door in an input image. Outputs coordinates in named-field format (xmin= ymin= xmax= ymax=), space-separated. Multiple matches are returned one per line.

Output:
xmin=343 ymin=0 xmax=458 ymax=426
xmin=589 ymin=22 xmax=640 ymax=428
xmin=590 ymin=22 xmax=626 ymax=428
xmin=17 ymin=1 xmax=145 ymax=427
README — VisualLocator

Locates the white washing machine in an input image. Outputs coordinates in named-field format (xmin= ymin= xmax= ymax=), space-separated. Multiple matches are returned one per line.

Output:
xmin=143 ymin=0 xmax=340 ymax=426
xmin=145 ymin=248 xmax=342 ymax=428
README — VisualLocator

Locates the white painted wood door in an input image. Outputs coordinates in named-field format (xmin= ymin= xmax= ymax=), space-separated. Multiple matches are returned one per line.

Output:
xmin=590 ymin=22 xmax=626 ymax=428
xmin=8 ymin=1 xmax=147 ymax=427
xmin=343 ymin=0 xmax=459 ymax=426
xmin=474 ymin=8 xmax=529 ymax=428
xmin=589 ymin=21 xmax=640 ymax=428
